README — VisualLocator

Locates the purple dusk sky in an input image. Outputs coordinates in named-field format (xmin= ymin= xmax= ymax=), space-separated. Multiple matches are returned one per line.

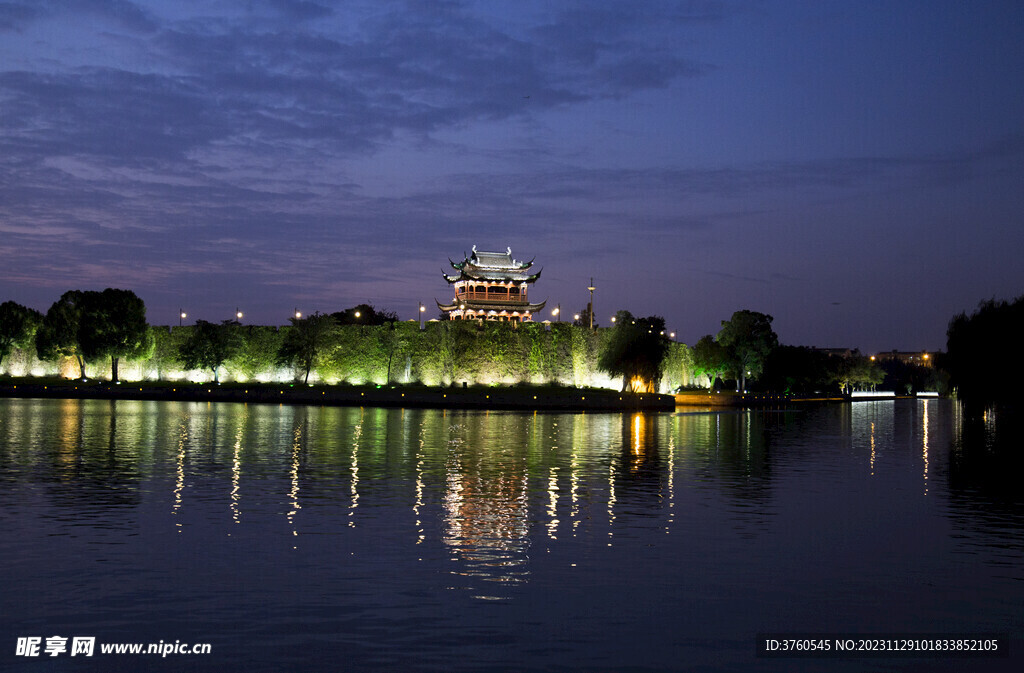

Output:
xmin=2 ymin=0 xmax=1022 ymax=353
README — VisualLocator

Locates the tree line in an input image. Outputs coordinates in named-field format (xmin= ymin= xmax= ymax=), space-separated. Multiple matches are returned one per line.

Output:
xmin=0 ymin=291 xmax=693 ymax=390
xmin=1 ymin=289 xmax=955 ymax=396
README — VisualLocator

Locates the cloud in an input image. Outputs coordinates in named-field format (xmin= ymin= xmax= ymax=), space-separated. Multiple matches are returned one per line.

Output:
xmin=0 ymin=2 xmax=43 ymax=32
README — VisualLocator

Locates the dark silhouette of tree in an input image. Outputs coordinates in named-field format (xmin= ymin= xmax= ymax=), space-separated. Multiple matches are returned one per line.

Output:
xmin=690 ymin=334 xmax=731 ymax=390
xmin=332 ymin=304 xmax=398 ymax=326
xmin=0 ymin=301 xmax=43 ymax=369
xmin=573 ymin=305 xmax=598 ymax=329
xmin=598 ymin=310 xmax=670 ymax=392
xmin=78 ymin=289 xmax=153 ymax=382
xmin=179 ymin=320 xmax=243 ymax=383
xmin=760 ymin=345 xmax=834 ymax=394
xmin=36 ymin=290 xmax=88 ymax=379
xmin=716 ymin=310 xmax=778 ymax=392
xmin=277 ymin=312 xmax=336 ymax=384
xmin=946 ymin=296 xmax=1024 ymax=407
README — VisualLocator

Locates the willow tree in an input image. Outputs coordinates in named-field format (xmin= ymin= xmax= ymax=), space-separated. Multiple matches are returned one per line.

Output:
xmin=0 ymin=301 xmax=43 ymax=370
xmin=598 ymin=310 xmax=670 ymax=393
xmin=278 ymin=312 xmax=337 ymax=384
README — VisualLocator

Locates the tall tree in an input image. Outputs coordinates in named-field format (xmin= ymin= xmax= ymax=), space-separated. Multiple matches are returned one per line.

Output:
xmin=716 ymin=310 xmax=779 ymax=392
xmin=690 ymin=334 xmax=731 ymax=390
xmin=179 ymin=320 xmax=244 ymax=383
xmin=277 ymin=312 xmax=337 ymax=384
xmin=36 ymin=290 xmax=88 ymax=379
xmin=597 ymin=310 xmax=670 ymax=392
xmin=0 ymin=301 xmax=43 ymax=369
xmin=79 ymin=288 xmax=153 ymax=382
xmin=946 ymin=296 xmax=1024 ymax=406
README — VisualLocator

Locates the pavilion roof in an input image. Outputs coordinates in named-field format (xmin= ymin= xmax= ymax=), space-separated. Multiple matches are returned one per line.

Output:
xmin=445 ymin=246 xmax=540 ymax=283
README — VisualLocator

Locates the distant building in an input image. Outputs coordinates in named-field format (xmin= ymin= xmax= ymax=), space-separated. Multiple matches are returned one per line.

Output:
xmin=812 ymin=347 xmax=859 ymax=359
xmin=872 ymin=350 xmax=934 ymax=367
xmin=438 ymin=246 xmax=546 ymax=322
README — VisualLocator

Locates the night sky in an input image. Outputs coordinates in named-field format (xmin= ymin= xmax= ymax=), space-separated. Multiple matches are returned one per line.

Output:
xmin=2 ymin=1 xmax=1023 ymax=353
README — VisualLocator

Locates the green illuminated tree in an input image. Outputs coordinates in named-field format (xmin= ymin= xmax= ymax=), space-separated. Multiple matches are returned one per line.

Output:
xmin=78 ymin=288 xmax=153 ymax=383
xmin=716 ymin=310 xmax=778 ymax=392
xmin=833 ymin=353 xmax=884 ymax=394
xmin=0 ymin=301 xmax=43 ymax=370
xmin=179 ymin=320 xmax=243 ymax=383
xmin=598 ymin=310 xmax=670 ymax=392
xmin=36 ymin=290 xmax=89 ymax=379
xmin=277 ymin=312 xmax=336 ymax=384
xmin=690 ymin=334 xmax=730 ymax=390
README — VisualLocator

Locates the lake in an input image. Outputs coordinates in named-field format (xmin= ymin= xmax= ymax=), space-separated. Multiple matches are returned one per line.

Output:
xmin=1 ymin=398 xmax=1021 ymax=672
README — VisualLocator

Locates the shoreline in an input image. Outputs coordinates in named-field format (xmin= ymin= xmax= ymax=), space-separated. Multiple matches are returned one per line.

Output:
xmin=0 ymin=379 xmax=675 ymax=411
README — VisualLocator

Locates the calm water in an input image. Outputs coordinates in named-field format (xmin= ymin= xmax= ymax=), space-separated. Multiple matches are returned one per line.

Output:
xmin=1 ymin=398 xmax=1022 ymax=672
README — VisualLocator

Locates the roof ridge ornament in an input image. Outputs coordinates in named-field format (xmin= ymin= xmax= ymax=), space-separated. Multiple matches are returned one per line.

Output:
xmin=506 ymin=246 xmax=511 ymax=256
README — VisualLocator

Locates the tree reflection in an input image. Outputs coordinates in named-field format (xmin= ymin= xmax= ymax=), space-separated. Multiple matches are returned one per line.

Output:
xmin=947 ymin=404 xmax=1024 ymax=546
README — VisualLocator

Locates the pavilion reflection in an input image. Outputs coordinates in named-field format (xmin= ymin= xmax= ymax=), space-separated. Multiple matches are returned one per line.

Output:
xmin=441 ymin=415 xmax=531 ymax=591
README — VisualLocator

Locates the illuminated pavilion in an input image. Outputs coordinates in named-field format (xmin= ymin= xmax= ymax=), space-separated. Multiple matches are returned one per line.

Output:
xmin=438 ymin=246 xmax=545 ymax=322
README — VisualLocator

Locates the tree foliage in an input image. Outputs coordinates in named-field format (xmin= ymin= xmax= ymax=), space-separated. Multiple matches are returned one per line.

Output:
xmin=573 ymin=304 xmax=598 ymax=329
xmin=945 ymin=296 xmax=1024 ymax=407
xmin=0 ymin=301 xmax=43 ymax=369
xmin=78 ymin=288 xmax=152 ymax=382
xmin=35 ymin=291 xmax=89 ymax=378
xmin=332 ymin=304 xmax=399 ymax=326
xmin=716 ymin=310 xmax=778 ymax=391
xmin=277 ymin=312 xmax=337 ymax=383
xmin=178 ymin=320 xmax=244 ymax=383
xmin=597 ymin=311 xmax=670 ymax=392
xmin=833 ymin=353 xmax=885 ymax=394
xmin=690 ymin=334 xmax=731 ymax=390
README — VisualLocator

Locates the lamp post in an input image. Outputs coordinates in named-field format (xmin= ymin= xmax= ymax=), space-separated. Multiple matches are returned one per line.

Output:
xmin=235 ymin=308 xmax=243 ymax=322
xmin=178 ymin=309 xmax=186 ymax=327
xmin=419 ymin=303 xmax=426 ymax=329
xmin=587 ymin=278 xmax=596 ymax=330
xmin=552 ymin=304 xmax=560 ymax=322
xmin=294 ymin=308 xmax=302 ymax=319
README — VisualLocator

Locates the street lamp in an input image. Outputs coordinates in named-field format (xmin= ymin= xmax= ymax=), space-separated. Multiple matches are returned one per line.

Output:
xmin=419 ymin=303 xmax=426 ymax=329
xmin=294 ymin=308 xmax=302 ymax=319
xmin=610 ymin=315 xmax=616 ymax=323
xmin=552 ymin=304 xmax=560 ymax=322
xmin=178 ymin=309 xmax=187 ymax=327
xmin=236 ymin=308 xmax=243 ymax=321
xmin=354 ymin=310 xmax=361 ymax=319
xmin=587 ymin=278 xmax=596 ymax=330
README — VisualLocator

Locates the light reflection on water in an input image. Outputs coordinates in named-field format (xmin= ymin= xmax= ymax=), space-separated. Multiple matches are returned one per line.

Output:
xmin=0 ymin=398 xmax=1022 ymax=672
